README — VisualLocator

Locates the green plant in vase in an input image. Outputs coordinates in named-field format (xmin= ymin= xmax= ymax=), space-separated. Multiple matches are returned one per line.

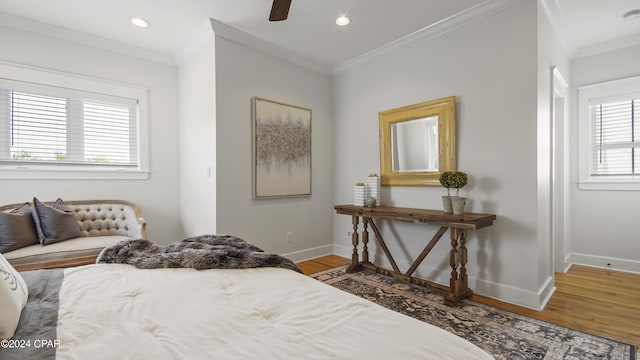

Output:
xmin=448 ymin=171 xmax=468 ymax=197
xmin=449 ymin=171 xmax=468 ymax=214
xmin=439 ymin=171 xmax=468 ymax=214
xmin=439 ymin=171 xmax=454 ymax=213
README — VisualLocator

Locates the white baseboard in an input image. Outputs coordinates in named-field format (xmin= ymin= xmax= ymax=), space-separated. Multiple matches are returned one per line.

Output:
xmin=566 ymin=252 xmax=640 ymax=274
xmin=333 ymin=244 xmax=352 ymax=260
xmin=332 ymin=243 xmax=550 ymax=310
xmin=283 ymin=245 xmax=334 ymax=263
xmin=536 ymin=276 xmax=556 ymax=310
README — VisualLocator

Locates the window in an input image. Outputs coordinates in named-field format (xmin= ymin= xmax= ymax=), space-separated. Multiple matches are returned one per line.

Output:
xmin=0 ymin=62 xmax=148 ymax=179
xmin=590 ymin=98 xmax=639 ymax=176
xmin=578 ymin=75 xmax=640 ymax=190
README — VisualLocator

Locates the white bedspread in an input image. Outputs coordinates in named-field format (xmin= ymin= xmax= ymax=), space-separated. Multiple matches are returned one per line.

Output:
xmin=56 ymin=264 xmax=493 ymax=359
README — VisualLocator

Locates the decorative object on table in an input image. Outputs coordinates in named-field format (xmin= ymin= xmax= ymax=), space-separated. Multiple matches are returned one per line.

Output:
xmin=365 ymin=196 xmax=376 ymax=207
xmin=451 ymin=196 xmax=467 ymax=215
xmin=353 ymin=182 xmax=366 ymax=206
xmin=252 ymin=97 xmax=311 ymax=199
xmin=366 ymin=173 xmax=381 ymax=206
xmin=449 ymin=171 xmax=468 ymax=214
xmin=439 ymin=171 xmax=454 ymax=213
xmin=439 ymin=171 xmax=468 ymax=214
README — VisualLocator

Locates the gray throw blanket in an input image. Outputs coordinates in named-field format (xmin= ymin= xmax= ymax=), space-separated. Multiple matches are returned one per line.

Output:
xmin=96 ymin=234 xmax=302 ymax=273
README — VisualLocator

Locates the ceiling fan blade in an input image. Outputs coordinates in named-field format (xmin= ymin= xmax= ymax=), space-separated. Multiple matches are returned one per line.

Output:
xmin=269 ymin=0 xmax=292 ymax=21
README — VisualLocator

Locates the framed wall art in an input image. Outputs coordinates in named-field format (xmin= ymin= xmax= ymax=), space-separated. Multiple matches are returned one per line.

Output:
xmin=252 ymin=97 xmax=311 ymax=199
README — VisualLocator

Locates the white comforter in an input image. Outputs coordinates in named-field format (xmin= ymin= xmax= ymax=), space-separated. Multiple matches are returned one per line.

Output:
xmin=56 ymin=264 xmax=493 ymax=359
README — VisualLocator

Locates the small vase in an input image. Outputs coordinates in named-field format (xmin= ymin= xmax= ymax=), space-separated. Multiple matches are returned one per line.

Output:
xmin=354 ymin=183 xmax=366 ymax=206
xmin=365 ymin=196 xmax=376 ymax=207
xmin=367 ymin=174 xmax=381 ymax=206
xmin=451 ymin=197 xmax=467 ymax=215
xmin=442 ymin=196 xmax=453 ymax=213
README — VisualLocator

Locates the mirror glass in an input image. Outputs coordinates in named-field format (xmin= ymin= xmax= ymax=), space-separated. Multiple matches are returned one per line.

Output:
xmin=379 ymin=96 xmax=456 ymax=186
xmin=391 ymin=115 xmax=439 ymax=172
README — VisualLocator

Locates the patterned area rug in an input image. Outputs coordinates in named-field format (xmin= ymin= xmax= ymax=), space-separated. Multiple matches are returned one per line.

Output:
xmin=312 ymin=266 xmax=636 ymax=360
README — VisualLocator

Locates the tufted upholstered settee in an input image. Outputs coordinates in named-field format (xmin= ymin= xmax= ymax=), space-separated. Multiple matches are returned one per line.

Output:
xmin=0 ymin=200 xmax=146 ymax=271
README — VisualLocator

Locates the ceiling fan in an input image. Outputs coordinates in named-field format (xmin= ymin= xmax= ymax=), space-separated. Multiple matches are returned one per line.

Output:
xmin=269 ymin=0 xmax=292 ymax=21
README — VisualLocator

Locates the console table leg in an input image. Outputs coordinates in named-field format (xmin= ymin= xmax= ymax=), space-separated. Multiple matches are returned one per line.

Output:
xmin=445 ymin=228 xmax=473 ymax=306
xmin=362 ymin=219 xmax=369 ymax=264
xmin=346 ymin=216 xmax=360 ymax=273
xmin=446 ymin=228 xmax=460 ymax=306
xmin=460 ymin=230 xmax=469 ymax=291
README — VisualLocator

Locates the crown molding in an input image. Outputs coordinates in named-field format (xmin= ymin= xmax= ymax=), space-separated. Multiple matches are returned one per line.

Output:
xmin=209 ymin=19 xmax=331 ymax=76
xmin=538 ymin=0 xmax=576 ymax=58
xmin=0 ymin=12 xmax=175 ymax=66
xmin=539 ymin=0 xmax=640 ymax=60
xmin=573 ymin=33 xmax=640 ymax=59
xmin=332 ymin=0 xmax=527 ymax=74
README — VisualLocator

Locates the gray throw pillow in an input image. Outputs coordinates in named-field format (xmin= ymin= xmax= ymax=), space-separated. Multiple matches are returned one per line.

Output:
xmin=0 ymin=203 xmax=39 ymax=253
xmin=32 ymin=198 xmax=82 ymax=246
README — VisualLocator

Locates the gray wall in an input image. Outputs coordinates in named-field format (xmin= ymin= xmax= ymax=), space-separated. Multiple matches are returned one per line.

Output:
xmin=211 ymin=32 xmax=334 ymax=260
xmin=332 ymin=1 xmax=546 ymax=308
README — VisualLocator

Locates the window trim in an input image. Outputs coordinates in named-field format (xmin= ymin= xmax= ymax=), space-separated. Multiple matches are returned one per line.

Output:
xmin=0 ymin=61 xmax=149 ymax=180
xmin=578 ymin=75 xmax=640 ymax=191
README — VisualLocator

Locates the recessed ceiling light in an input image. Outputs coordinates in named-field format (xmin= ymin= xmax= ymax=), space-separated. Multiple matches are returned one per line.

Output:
xmin=129 ymin=16 xmax=150 ymax=28
xmin=336 ymin=16 xmax=351 ymax=26
xmin=623 ymin=9 xmax=640 ymax=22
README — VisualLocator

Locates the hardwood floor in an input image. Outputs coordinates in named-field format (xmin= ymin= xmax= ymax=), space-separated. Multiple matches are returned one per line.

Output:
xmin=297 ymin=255 xmax=350 ymax=275
xmin=297 ymin=256 xmax=640 ymax=348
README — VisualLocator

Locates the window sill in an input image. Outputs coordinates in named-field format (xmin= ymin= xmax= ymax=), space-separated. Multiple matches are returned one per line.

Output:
xmin=578 ymin=179 xmax=640 ymax=191
xmin=0 ymin=166 xmax=150 ymax=180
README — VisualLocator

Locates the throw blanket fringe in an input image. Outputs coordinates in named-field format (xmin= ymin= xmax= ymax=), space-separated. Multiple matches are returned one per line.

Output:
xmin=96 ymin=234 xmax=301 ymax=273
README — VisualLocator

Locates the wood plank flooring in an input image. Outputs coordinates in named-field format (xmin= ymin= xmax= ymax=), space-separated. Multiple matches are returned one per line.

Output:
xmin=297 ymin=256 xmax=639 ymax=348
xmin=297 ymin=255 xmax=350 ymax=275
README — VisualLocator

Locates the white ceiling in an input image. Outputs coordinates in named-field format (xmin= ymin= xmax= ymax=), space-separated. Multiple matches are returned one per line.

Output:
xmin=0 ymin=0 xmax=639 ymax=67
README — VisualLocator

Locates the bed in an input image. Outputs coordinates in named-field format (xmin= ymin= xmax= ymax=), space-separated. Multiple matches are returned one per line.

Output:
xmin=1 ymin=236 xmax=493 ymax=359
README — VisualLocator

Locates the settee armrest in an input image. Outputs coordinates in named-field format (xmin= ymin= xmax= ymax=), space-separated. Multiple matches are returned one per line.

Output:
xmin=127 ymin=216 xmax=147 ymax=240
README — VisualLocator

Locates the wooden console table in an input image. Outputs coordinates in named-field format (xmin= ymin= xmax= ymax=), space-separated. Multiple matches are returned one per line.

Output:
xmin=334 ymin=205 xmax=496 ymax=306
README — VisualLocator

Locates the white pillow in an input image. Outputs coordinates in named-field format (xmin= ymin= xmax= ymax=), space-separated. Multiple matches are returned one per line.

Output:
xmin=0 ymin=253 xmax=28 ymax=339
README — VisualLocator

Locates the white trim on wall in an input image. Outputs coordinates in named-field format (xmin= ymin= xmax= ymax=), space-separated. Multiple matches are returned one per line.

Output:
xmin=573 ymin=33 xmax=640 ymax=60
xmin=539 ymin=0 xmax=640 ymax=59
xmin=208 ymin=19 xmax=330 ymax=75
xmin=0 ymin=13 xmax=174 ymax=65
xmin=283 ymin=245 xmax=334 ymax=263
xmin=567 ymin=252 xmax=640 ymax=274
xmin=538 ymin=0 xmax=576 ymax=57
xmin=332 ymin=0 xmax=527 ymax=74
xmin=551 ymin=66 xmax=570 ymax=274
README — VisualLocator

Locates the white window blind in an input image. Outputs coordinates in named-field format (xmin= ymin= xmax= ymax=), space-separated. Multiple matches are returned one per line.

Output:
xmin=9 ymin=91 xmax=67 ymax=161
xmin=0 ymin=79 xmax=139 ymax=168
xmin=590 ymin=98 xmax=639 ymax=176
xmin=578 ymin=75 xmax=640 ymax=190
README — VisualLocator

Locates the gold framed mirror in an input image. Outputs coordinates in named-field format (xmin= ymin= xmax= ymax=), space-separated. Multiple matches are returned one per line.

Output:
xmin=379 ymin=96 xmax=456 ymax=186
